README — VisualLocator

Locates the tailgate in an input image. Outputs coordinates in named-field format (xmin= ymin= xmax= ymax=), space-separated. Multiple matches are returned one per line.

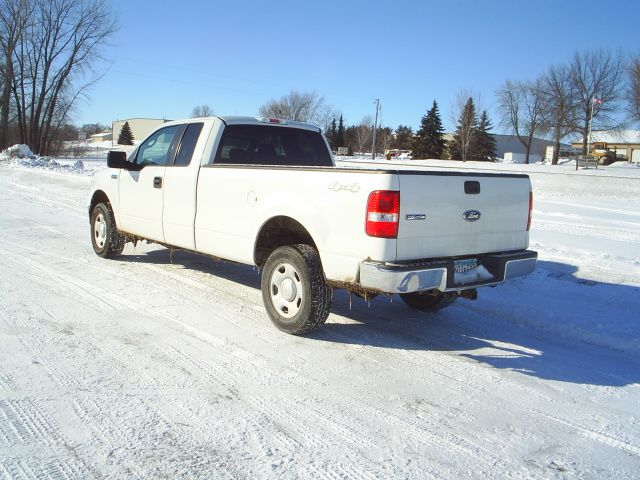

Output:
xmin=396 ymin=172 xmax=531 ymax=260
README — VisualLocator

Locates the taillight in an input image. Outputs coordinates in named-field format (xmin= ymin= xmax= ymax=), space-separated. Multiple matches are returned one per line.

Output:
xmin=527 ymin=191 xmax=533 ymax=231
xmin=366 ymin=190 xmax=400 ymax=238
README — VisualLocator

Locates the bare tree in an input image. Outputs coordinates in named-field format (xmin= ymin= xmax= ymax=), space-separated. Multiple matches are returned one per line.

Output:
xmin=191 ymin=104 xmax=214 ymax=117
xmin=627 ymin=54 xmax=640 ymax=124
xmin=449 ymin=93 xmax=479 ymax=161
xmin=541 ymin=64 xmax=579 ymax=165
xmin=570 ymin=49 xmax=624 ymax=154
xmin=258 ymin=90 xmax=338 ymax=132
xmin=376 ymin=126 xmax=393 ymax=155
xmin=80 ymin=122 xmax=109 ymax=137
xmin=496 ymin=78 xmax=545 ymax=164
xmin=354 ymin=115 xmax=373 ymax=154
xmin=448 ymin=90 xmax=488 ymax=161
xmin=11 ymin=0 xmax=116 ymax=155
xmin=0 ymin=0 xmax=30 ymax=149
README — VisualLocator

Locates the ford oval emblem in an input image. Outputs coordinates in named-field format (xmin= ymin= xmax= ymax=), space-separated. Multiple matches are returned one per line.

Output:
xmin=463 ymin=210 xmax=481 ymax=222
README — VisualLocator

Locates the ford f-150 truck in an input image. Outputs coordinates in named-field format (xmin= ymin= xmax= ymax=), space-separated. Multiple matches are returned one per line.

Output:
xmin=89 ymin=116 xmax=536 ymax=334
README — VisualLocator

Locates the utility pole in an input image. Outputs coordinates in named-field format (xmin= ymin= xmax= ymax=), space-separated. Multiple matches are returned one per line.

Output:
xmin=371 ymin=98 xmax=380 ymax=160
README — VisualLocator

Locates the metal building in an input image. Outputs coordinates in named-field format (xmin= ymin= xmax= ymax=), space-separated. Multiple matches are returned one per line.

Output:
xmin=112 ymin=118 xmax=171 ymax=145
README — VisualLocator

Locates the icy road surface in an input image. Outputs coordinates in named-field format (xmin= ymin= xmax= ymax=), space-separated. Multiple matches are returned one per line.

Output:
xmin=1 ymin=163 xmax=639 ymax=479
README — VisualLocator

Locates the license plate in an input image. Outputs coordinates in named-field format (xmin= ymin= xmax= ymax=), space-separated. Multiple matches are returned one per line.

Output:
xmin=454 ymin=258 xmax=477 ymax=273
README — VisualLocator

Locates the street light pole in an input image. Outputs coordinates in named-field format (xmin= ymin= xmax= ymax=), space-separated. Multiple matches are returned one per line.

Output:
xmin=372 ymin=98 xmax=380 ymax=160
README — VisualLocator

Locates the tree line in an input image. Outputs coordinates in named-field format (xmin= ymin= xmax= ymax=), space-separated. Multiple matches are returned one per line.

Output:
xmin=260 ymin=49 xmax=640 ymax=163
xmin=3 ymin=6 xmax=638 ymax=164
xmin=496 ymin=49 xmax=638 ymax=164
xmin=282 ymin=94 xmax=499 ymax=161
xmin=0 ymin=0 xmax=116 ymax=155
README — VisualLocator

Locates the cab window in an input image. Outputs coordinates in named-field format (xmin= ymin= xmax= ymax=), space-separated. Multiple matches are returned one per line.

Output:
xmin=174 ymin=123 xmax=204 ymax=166
xmin=135 ymin=126 xmax=180 ymax=166
xmin=213 ymin=125 xmax=332 ymax=167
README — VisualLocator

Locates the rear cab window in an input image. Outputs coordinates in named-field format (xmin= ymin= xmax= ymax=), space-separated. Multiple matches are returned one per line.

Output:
xmin=213 ymin=125 xmax=332 ymax=167
xmin=173 ymin=123 xmax=204 ymax=166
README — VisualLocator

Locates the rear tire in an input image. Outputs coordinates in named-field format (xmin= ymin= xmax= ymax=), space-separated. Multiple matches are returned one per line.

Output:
xmin=400 ymin=290 xmax=457 ymax=311
xmin=91 ymin=202 xmax=125 ymax=259
xmin=261 ymin=244 xmax=332 ymax=335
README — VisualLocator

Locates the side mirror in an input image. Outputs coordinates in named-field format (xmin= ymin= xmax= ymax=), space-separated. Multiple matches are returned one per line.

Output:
xmin=107 ymin=150 xmax=129 ymax=169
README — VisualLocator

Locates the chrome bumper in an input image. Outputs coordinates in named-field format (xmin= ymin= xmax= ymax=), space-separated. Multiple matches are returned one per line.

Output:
xmin=358 ymin=250 xmax=537 ymax=294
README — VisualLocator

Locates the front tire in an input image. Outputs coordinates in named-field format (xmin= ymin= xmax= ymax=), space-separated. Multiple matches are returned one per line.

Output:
xmin=261 ymin=244 xmax=332 ymax=335
xmin=91 ymin=202 xmax=125 ymax=259
xmin=400 ymin=290 xmax=457 ymax=311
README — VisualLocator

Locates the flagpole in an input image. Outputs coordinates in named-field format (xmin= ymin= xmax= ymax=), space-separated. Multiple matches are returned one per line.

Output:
xmin=587 ymin=95 xmax=595 ymax=156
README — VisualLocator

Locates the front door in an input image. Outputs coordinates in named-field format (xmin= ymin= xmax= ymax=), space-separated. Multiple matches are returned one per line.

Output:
xmin=118 ymin=125 xmax=182 ymax=241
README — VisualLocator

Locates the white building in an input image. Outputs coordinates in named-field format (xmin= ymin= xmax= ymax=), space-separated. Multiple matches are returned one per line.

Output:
xmin=112 ymin=118 xmax=170 ymax=145
xmin=494 ymin=135 xmax=562 ymax=163
xmin=89 ymin=131 xmax=112 ymax=143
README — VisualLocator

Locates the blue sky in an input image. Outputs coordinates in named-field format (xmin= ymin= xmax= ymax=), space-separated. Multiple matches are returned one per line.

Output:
xmin=78 ymin=0 xmax=639 ymax=133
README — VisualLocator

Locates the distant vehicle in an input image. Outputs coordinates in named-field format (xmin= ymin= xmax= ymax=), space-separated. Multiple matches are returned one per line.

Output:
xmin=88 ymin=116 xmax=536 ymax=334
xmin=590 ymin=142 xmax=626 ymax=165
xmin=384 ymin=149 xmax=412 ymax=160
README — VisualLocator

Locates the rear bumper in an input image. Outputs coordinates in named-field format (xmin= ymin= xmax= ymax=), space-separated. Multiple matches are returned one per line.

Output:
xmin=358 ymin=250 xmax=537 ymax=294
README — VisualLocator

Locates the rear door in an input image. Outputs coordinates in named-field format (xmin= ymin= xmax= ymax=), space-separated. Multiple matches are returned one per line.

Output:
xmin=118 ymin=124 xmax=182 ymax=241
xmin=396 ymin=172 xmax=531 ymax=260
xmin=161 ymin=122 xmax=205 ymax=249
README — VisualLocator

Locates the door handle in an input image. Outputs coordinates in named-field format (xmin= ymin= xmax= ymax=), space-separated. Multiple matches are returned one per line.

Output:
xmin=153 ymin=176 xmax=162 ymax=188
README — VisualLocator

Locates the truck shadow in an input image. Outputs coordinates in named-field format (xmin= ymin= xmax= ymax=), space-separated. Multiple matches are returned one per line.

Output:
xmin=121 ymin=249 xmax=640 ymax=387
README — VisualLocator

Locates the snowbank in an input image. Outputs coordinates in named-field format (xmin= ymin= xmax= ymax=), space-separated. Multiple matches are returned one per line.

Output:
xmin=12 ymin=156 xmax=86 ymax=173
xmin=0 ymin=143 xmax=36 ymax=160
xmin=0 ymin=144 xmax=91 ymax=174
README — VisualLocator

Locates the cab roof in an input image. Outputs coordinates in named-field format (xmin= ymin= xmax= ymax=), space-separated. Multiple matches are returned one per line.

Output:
xmin=165 ymin=115 xmax=321 ymax=132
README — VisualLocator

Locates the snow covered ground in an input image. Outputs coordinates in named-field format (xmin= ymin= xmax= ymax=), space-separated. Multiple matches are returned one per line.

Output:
xmin=0 ymin=156 xmax=639 ymax=479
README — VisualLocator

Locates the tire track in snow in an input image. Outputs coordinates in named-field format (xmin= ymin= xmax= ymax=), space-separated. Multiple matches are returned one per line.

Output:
xmin=0 ymin=369 xmax=16 ymax=392
xmin=532 ymin=409 xmax=640 ymax=458
xmin=154 ymin=324 xmax=516 ymax=478
xmin=5 ymin=179 xmax=86 ymax=216
xmin=0 ymin=458 xmax=92 ymax=480
xmin=0 ymin=244 xmax=585 ymax=476
xmin=0 ymin=247 xmax=120 ymax=314
xmin=0 ymin=253 xmax=161 ymax=391
xmin=0 ymin=247 xmax=617 ymax=477
xmin=0 ymin=399 xmax=64 ymax=448
xmin=245 ymin=398 xmax=387 ymax=480
xmin=71 ymin=396 xmax=134 ymax=451
xmin=540 ymin=200 xmax=640 ymax=217
xmin=0 ymin=246 xmax=365 ymax=475
xmin=2 ymin=225 xmax=636 ymax=476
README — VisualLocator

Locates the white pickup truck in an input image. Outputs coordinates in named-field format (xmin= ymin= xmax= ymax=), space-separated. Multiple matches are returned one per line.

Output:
xmin=89 ymin=116 xmax=536 ymax=334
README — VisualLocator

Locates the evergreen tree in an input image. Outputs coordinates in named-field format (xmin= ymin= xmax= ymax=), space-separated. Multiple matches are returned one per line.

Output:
xmin=394 ymin=125 xmax=414 ymax=150
xmin=117 ymin=121 xmax=134 ymax=145
xmin=335 ymin=114 xmax=346 ymax=148
xmin=450 ymin=98 xmax=478 ymax=161
xmin=473 ymin=110 xmax=497 ymax=161
xmin=325 ymin=117 xmax=338 ymax=149
xmin=412 ymin=101 xmax=445 ymax=159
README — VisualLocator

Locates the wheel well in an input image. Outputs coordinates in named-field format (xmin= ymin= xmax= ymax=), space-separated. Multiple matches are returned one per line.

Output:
xmin=254 ymin=216 xmax=317 ymax=266
xmin=89 ymin=190 xmax=110 ymax=220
